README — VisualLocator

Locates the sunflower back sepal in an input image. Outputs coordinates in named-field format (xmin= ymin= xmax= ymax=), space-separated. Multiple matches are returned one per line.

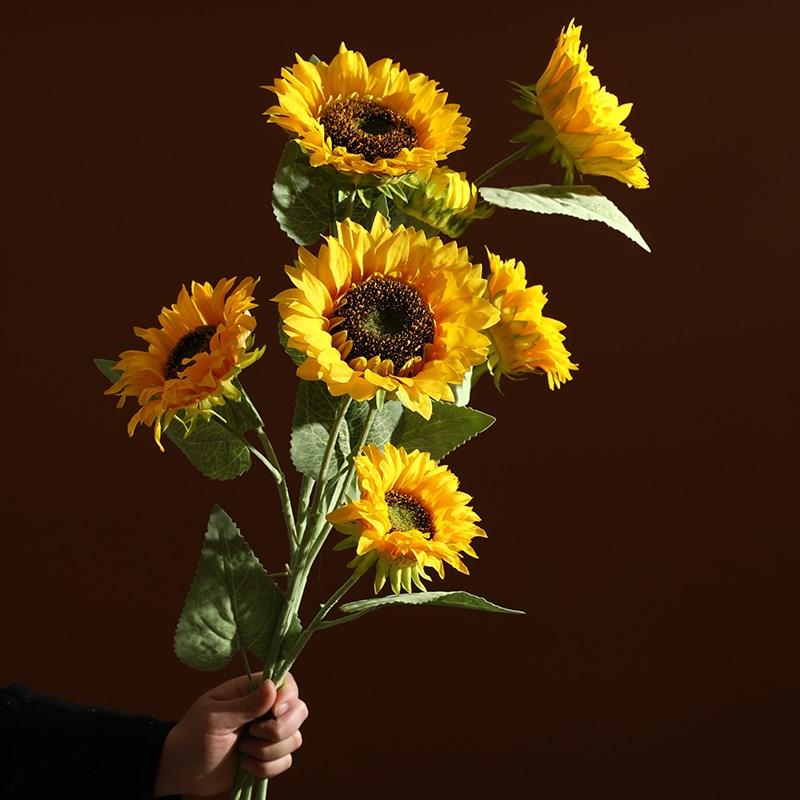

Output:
xmin=479 ymin=184 xmax=651 ymax=252
xmin=387 ymin=208 xmax=441 ymax=238
xmin=94 ymin=357 xmax=121 ymax=384
xmin=174 ymin=506 xmax=287 ymax=671
xmin=508 ymin=80 xmax=540 ymax=115
xmin=390 ymin=401 xmax=495 ymax=462
xmin=338 ymin=591 xmax=524 ymax=616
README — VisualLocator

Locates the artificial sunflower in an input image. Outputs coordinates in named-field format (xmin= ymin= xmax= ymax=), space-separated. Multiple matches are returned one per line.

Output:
xmin=274 ymin=215 xmax=498 ymax=419
xmin=265 ymin=43 xmax=470 ymax=178
xmin=395 ymin=167 xmax=491 ymax=238
xmin=328 ymin=444 xmax=485 ymax=594
xmin=106 ymin=277 xmax=264 ymax=449
xmin=484 ymin=251 xmax=577 ymax=389
xmin=512 ymin=19 xmax=649 ymax=189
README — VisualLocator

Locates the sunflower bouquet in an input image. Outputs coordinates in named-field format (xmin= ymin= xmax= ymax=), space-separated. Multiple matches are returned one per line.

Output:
xmin=96 ymin=20 xmax=648 ymax=800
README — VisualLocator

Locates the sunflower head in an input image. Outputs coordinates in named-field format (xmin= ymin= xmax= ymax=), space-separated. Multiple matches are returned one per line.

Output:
xmin=274 ymin=214 xmax=498 ymax=419
xmin=265 ymin=44 xmax=470 ymax=178
xmin=484 ymin=251 xmax=577 ymax=389
xmin=105 ymin=277 xmax=264 ymax=450
xmin=328 ymin=443 xmax=485 ymax=594
xmin=395 ymin=167 xmax=492 ymax=238
xmin=512 ymin=19 xmax=649 ymax=189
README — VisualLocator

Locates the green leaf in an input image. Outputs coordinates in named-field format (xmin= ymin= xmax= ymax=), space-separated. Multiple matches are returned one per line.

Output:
xmin=95 ymin=358 xmax=255 ymax=480
xmin=175 ymin=506 xmax=287 ymax=670
xmin=339 ymin=590 xmax=524 ymax=616
xmin=290 ymin=381 xmax=350 ymax=480
xmin=345 ymin=397 xmax=403 ymax=454
xmin=290 ymin=386 xmax=490 ymax=482
xmin=272 ymin=141 xmax=335 ymax=246
xmin=390 ymin=401 xmax=494 ymax=461
xmin=272 ymin=142 xmax=380 ymax=246
xmin=368 ymin=193 xmax=390 ymax=226
xmin=290 ymin=381 xmax=407 ymax=481
xmin=479 ymin=184 xmax=651 ymax=252
xmin=223 ymin=380 xmax=262 ymax=434
xmin=94 ymin=357 xmax=121 ymax=383
xmin=166 ymin=419 xmax=252 ymax=481
xmin=332 ymin=398 xmax=404 ymax=501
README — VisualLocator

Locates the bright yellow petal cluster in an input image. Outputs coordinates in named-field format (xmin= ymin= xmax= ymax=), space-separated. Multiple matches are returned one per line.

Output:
xmin=396 ymin=167 xmax=488 ymax=238
xmin=484 ymin=251 xmax=577 ymax=388
xmin=516 ymin=20 xmax=648 ymax=188
xmin=274 ymin=215 xmax=498 ymax=419
xmin=106 ymin=278 xmax=264 ymax=449
xmin=328 ymin=444 xmax=485 ymax=594
xmin=265 ymin=43 xmax=470 ymax=177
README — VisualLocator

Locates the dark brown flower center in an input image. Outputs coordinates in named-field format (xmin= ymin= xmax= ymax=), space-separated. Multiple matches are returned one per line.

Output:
xmin=165 ymin=324 xmax=216 ymax=380
xmin=320 ymin=98 xmax=417 ymax=162
xmin=332 ymin=274 xmax=435 ymax=367
xmin=386 ymin=490 xmax=433 ymax=535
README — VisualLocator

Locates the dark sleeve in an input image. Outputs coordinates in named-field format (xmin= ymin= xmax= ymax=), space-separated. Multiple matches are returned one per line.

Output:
xmin=0 ymin=684 xmax=181 ymax=800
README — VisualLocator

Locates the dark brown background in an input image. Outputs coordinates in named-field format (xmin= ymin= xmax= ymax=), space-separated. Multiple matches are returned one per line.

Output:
xmin=3 ymin=1 xmax=797 ymax=798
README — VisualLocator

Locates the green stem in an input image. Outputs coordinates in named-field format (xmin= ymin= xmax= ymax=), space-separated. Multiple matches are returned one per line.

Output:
xmin=288 ymin=401 xmax=379 ymax=618
xmin=206 ymin=411 xmax=278 ymax=481
xmin=246 ymin=444 xmax=281 ymax=481
xmin=474 ymin=146 xmax=529 ymax=187
xmin=240 ymin=648 xmax=256 ymax=691
xmin=318 ymin=610 xmax=368 ymax=630
xmin=276 ymin=571 xmax=362 ymax=677
xmin=309 ymin=396 xmax=352 ymax=529
xmin=330 ymin=402 xmax=378 ymax=513
xmin=232 ymin=769 xmax=255 ymax=800
xmin=231 ymin=767 xmax=247 ymax=800
xmin=264 ymin=399 xmax=378 ymax=688
xmin=296 ymin=474 xmax=314 ymax=531
xmin=256 ymin=427 xmax=298 ymax=551
xmin=244 ymin=405 xmax=378 ymax=800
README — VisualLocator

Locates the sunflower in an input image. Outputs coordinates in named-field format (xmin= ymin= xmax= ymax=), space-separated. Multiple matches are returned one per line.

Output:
xmin=484 ymin=251 xmax=577 ymax=389
xmin=106 ymin=277 xmax=264 ymax=450
xmin=395 ymin=167 xmax=492 ymax=238
xmin=512 ymin=20 xmax=648 ymax=188
xmin=264 ymin=43 xmax=470 ymax=178
xmin=328 ymin=444 xmax=485 ymax=594
xmin=274 ymin=215 xmax=498 ymax=419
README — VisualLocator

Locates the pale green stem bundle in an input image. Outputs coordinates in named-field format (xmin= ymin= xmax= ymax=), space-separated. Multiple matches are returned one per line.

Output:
xmin=225 ymin=140 xmax=538 ymax=800
xmin=231 ymin=393 xmax=377 ymax=800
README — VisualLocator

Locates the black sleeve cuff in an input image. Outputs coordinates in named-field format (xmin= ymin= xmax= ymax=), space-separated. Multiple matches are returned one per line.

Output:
xmin=1 ymin=683 xmax=181 ymax=800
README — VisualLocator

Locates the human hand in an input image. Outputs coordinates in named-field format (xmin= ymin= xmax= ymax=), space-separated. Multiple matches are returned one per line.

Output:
xmin=154 ymin=672 xmax=308 ymax=797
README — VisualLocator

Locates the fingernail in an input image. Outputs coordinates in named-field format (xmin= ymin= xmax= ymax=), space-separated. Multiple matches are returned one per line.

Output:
xmin=275 ymin=702 xmax=289 ymax=715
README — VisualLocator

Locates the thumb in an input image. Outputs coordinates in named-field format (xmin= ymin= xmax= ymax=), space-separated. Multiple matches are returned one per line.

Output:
xmin=207 ymin=676 xmax=277 ymax=732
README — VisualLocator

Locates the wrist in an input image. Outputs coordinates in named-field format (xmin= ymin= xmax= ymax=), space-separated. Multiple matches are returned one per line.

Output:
xmin=154 ymin=725 xmax=184 ymax=797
